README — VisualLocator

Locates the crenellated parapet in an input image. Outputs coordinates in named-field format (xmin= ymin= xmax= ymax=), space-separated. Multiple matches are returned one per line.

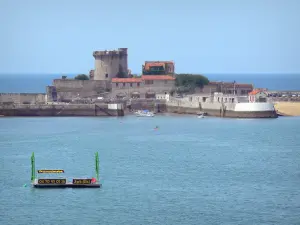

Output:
xmin=93 ymin=48 xmax=128 ymax=58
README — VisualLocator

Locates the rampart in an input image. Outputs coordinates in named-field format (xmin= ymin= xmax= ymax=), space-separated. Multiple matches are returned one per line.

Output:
xmin=52 ymin=79 xmax=110 ymax=100
xmin=111 ymin=79 xmax=175 ymax=98
xmin=0 ymin=93 xmax=46 ymax=104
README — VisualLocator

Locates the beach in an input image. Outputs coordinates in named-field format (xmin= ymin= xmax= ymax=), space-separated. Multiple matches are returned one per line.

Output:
xmin=274 ymin=102 xmax=300 ymax=116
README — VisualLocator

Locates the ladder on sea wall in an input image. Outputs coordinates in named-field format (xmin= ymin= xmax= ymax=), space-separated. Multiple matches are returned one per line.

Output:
xmin=220 ymin=103 xmax=226 ymax=117
xmin=95 ymin=104 xmax=113 ymax=116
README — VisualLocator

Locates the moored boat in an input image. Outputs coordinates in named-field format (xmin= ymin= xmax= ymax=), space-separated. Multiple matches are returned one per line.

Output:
xmin=135 ymin=110 xmax=155 ymax=117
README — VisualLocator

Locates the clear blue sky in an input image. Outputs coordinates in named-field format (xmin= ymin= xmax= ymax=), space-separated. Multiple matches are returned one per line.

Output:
xmin=0 ymin=0 xmax=299 ymax=75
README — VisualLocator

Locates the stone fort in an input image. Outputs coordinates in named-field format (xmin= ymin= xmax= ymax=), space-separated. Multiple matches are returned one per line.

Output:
xmin=47 ymin=48 xmax=177 ymax=102
xmin=0 ymin=48 xmax=254 ymax=104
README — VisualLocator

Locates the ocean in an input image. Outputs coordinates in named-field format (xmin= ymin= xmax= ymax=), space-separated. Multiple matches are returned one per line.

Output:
xmin=0 ymin=115 xmax=300 ymax=225
xmin=0 ymin=74 xmax=299 ymax=93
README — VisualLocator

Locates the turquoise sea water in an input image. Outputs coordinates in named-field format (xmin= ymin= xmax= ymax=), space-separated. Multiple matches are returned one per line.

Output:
xmin=1 ymin=115 xmax=300 ymax=225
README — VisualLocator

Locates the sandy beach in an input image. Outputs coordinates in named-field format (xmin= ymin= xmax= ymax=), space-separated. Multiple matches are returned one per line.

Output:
xmin=274 ymin=102 xmax=300 ymax=116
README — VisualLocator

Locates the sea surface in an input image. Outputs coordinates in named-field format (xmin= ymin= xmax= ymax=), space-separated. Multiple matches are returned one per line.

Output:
xmin=0 ymin=73 xmax=299 ymax=93
xmin=0 ymin=115 xmax=300 ymax=225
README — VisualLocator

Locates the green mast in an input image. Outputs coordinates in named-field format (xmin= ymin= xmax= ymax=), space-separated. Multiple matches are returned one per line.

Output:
xmin=31 ymin=152 xmax=36 ymax=182
xmin=95 ymin=152 xmax=99 ymax=183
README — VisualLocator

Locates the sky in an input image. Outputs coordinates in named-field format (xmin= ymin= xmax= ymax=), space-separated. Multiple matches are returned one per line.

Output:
xmin=0 ymin=0 xmax=299 ymax=75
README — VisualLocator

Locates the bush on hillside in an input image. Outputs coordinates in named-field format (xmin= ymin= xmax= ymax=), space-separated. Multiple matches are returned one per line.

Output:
xmin=175 ymin=74 xmax=209 ymax=93
xmin=116 ymin=71 xmax=127 ymax=78
xmin=75 ymin=74 xmax=89 ymax=80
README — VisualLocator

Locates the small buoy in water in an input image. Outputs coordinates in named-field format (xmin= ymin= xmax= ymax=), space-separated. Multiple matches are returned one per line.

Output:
xmin=23 ymin=184 xmax=27 ymax=187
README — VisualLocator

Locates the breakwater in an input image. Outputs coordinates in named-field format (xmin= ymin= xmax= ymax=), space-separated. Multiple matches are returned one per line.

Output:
xmin=128 ymin=99 xmax=167 ymax=113
xmin=0 ymin=103 xmax=124 ymax=117
xmin=166 ymin=105 xmax=277 ymax=118
xmin=166 ymin=97 xmax=278 ymax=118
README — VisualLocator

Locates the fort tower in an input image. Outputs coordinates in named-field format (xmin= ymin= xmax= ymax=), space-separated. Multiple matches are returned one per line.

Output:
xmin=93 ymin=48 xmax=128 ymax=81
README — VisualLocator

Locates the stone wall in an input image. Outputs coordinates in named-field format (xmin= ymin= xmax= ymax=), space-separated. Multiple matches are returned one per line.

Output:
xmin=111 ymin=80 xmax=175 ymax=98
xmin=128 ymin=99 xmax=167 ymax=112
xmin=52 ymin=79 xmax=110 ymax=101
xmin=0 ymin=93 xmax=46 ymax=104
xmin=200 ymin=83 xmax=253 ymax=95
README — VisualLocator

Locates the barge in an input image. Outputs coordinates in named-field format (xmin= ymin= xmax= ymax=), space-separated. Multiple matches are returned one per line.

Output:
xmin=30 ymin=152 xmax=101 ymax=188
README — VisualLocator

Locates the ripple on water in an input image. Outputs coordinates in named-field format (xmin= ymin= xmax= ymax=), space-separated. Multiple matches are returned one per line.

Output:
xmin=0 ymin=116 xmax=300 ymax=225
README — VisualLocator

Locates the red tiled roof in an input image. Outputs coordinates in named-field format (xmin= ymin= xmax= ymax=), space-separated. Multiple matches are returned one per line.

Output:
xmin=145 ymin=61 xmax=174 ymax=64
xmin=111 ymin=75 xmax=175 ymax=82
xmin=144 ymin=62 xmax=165 ymax=70
xmin=111 ymin=78 xmax=142 ymax=83
xmin=249 ymin=89 xmax=264 ymax=95
xmin=141 ymin=75 xmax=175 ymax=80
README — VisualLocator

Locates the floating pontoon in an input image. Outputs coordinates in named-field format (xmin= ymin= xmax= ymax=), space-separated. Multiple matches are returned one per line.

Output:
xmin=30 ymin=152 xmax=101 ymax=188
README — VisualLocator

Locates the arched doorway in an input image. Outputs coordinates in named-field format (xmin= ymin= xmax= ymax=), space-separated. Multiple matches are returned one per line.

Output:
xmin=131 ymin=92 xmax=140 ymax=99
xmin=116 ymin=92 xmax=126 ymax=99
xmin=145 ymin=92 xmax=155 ymax=99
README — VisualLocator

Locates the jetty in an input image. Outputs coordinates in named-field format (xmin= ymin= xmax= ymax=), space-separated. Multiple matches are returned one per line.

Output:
xmin=31 ymin=152 xmax=101 ymax=188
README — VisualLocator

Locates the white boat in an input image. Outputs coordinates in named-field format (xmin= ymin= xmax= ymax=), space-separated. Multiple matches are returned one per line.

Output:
xmin=135 ymin=110 xmax=155 ymax=117
xmin=197 ymin=111 xmax=205 ymax=118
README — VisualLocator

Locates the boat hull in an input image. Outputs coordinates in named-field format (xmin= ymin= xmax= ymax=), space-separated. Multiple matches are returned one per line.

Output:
xmin=32 ymin=183 xmax=101 ymax=188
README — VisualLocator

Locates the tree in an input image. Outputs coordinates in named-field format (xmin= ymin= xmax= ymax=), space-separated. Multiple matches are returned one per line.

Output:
xmin=74 ymin=74 xmax=89 ymax=80
xmin=116 ymin=71 xmax=127 ymax=78
xmin=175 ymin=74 xmax=209 ymax=93
xmin=129 ymin=74 xmax=141 ymax=78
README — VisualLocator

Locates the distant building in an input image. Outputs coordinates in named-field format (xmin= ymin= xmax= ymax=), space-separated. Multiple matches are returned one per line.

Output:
xmin=248 ymin=89 xmax=268 ymax=102
xmin=111 ymin=75 xmax=175 ymax=98
xmin=201 ymin=81 xmax=253 ymax=95
xmin=142 ymin=61 xmax=175 ymax=76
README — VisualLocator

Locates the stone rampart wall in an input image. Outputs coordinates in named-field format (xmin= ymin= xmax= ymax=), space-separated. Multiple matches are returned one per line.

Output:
xmin=111 ymin=80 xmax=175 ymax=98
xmin=52 ymin=79 xmax=110 ymax=100
xmin=0 ymin=93 xmax=46 ymax=104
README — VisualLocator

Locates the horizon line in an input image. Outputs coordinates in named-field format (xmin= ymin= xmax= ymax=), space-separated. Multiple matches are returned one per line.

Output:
xmin=0 ymin=72 xmax=299 ymax=76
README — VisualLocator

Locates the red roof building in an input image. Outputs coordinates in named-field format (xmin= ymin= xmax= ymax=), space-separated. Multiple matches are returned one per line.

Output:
xmin=141 ymin=75 xmax=175 ymax=81
xmin=111 ymin=75 xmax=175 ymax=83
xmin=112 ymin=78 xmax=142 ymax=83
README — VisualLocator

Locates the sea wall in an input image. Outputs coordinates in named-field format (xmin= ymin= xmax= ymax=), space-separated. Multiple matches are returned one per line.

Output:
xmin=128 ymin=99 xmax=167 ymax=112
xmin=0 ymin=93 xmax=46 ymax=104
xmin=0 ymin=103 xmax=124 ymax=117
xmin=166 ymin=97 xmax=277 ymax=118
xmin=234 ymin=102 xmax=275 ymax=111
